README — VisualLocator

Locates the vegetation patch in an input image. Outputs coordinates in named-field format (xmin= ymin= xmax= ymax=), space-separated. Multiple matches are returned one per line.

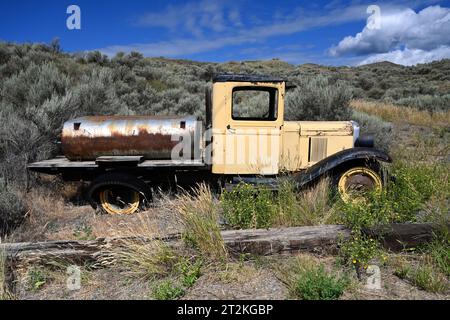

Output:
xmin=221 ymin=183 xmax=275 ymax=229
xmin=176 ymin=256 xmax=202 ymax=289
xmin=221 ymin=179 xmax=335 ymax=229
xmin=152 ymin=279 xmax=185 ymax=300
xmin=0 ymin=247 xmax=13 ymax=300
xmin=0 ymin=186 xmax=27 ymax=236
xmin=392 ymin=255 xmax=448 ymax=293
xmin=25 ymin=267 xmax=49 ymax=292
xmin=351 ymin=100 xmax=450 ymax=128
xmin=175 ymin=184 xmax=228 ymax=261
xmin=338 ymin=232 xmax=381 ymax=273
xmin=282 ymin=256 xmax=350 ymax=300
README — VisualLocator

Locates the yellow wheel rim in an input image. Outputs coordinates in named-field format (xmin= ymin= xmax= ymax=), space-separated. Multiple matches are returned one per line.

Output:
xmin=99 ymin=187 xmax=140 ymax=215
xmin=338 ymin=167 xmax=382 ymax=203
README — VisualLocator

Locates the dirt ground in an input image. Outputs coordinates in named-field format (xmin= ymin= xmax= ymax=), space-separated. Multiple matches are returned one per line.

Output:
xmin=13 ymin=241 xmax=448 ymax=300
xmin=9 ymin=199 xmax=449 ymax=300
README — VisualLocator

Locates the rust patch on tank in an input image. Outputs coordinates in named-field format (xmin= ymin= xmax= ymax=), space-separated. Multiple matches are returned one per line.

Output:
xmin=61 ymin=131 xmax=179 ymax=161
xmin=61 ymin=115 xmax=199 ymax=161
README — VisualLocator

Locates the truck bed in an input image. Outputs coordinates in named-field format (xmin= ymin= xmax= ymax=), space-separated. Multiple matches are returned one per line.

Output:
xmin=27 ymin=156 xmax=208 ymax=176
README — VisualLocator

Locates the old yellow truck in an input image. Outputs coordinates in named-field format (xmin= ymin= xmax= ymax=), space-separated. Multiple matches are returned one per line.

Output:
xmin=28 ymin=74 xmax=391 ymax=214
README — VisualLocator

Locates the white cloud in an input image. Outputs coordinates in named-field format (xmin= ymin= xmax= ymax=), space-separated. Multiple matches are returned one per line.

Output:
xmin=357 ymin=45 xmax=450 ymax=66
xmin=135 ymin=1 xmax=232 ymax=37
xmin=329 ymin=5 xmax=450 ymax=57
xmin=100 ymin=3 xmax=370 ymax=58
xmin=99 ymin=1 xmax=444 ymax=64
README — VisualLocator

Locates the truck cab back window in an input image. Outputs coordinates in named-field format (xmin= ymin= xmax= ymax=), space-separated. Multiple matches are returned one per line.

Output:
xmin=232 ymin=87 xmax=278 ymax=121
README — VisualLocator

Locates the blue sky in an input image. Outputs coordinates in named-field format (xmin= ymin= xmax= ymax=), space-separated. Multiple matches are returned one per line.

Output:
xmin=1 ymin=0 xmax=450 ymax=65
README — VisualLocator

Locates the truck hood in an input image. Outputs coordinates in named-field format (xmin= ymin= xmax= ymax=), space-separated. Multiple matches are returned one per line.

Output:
xmin=284 ymin=121 xmax=354 ymax=136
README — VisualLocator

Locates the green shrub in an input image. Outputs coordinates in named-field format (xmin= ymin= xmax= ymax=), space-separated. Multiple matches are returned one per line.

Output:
xmin=338 ymin=192 xmax=394 ymax=229
xmin=393 ymin=260 xmax=411 ymax=279
xmin=337 ymin=162 xmax=446 ymax=230
xmin=285 ymin=76 xmax=352 ymax=121
xmin=26 ymin=268 xmax=49 ymax=291
xmin=291 ymin=264 xmax=349 ymax=300
xmin=152 ymin=280 xmax=185 ymax=300
xmin=388 ymin=163 xmax=446 ymax=221
xmin=0 ymin=187 xmax=27 ymax=235
xmin=351 ymin=110 xmax=393 ymax=152
xmin=221 ymin=183 xmax=275 ymax=229
xmin=335 ymin=160 xmax=449 ymax=271
xmin=339 ymin=232 xmax=380 ymax=270
xmin=395 ymin=94 xmax=450 ymax=112
xmin=176 ymin=257 xmax=202 ymax=288
xmin=423 ymin=238 xmax=450 ymax=277
xmin=367 ymin=87 xmax=384 ymax=99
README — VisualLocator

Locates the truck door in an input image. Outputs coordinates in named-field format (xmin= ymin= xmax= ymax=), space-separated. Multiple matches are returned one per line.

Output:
xmin=211 ymin=82 xmax=284 ymax=175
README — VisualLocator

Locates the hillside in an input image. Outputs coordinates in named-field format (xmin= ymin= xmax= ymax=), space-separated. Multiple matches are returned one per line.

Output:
xmin=1 ymin=42 xmax=449 ymax=113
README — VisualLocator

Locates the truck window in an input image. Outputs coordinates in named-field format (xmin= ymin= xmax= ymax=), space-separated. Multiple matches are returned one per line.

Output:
xmin=232 ymin=87 xmax=278 ymax=121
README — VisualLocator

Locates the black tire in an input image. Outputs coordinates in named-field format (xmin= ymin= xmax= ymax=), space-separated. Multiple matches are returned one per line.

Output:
xmin=87 ymin=173 xmax=152 ymax=214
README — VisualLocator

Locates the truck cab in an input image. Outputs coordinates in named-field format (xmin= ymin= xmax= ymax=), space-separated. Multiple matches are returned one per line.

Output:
xmin=210 ymin=74 xmax=357 ymax=175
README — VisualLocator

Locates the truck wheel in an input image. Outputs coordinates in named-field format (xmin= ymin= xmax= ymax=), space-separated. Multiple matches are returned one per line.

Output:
xmin=98 ymin=186 xmax=141 ymax=215
xmin=87 ymin=173 xmax=152 ymax=215
xmin=335 ymin=166 xmax=383 ymax=203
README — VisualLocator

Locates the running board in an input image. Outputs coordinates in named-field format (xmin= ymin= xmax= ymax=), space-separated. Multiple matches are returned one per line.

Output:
xmin=224 ymin=176 xmax=279 ymax=191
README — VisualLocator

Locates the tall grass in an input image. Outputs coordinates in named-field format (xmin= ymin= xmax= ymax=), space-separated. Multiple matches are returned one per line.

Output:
xmin=174 ymin=183 xmax=228 ymax=261
xmin=0 ymin=245 xmax=13 ymax=300
xmin=351 ymin=100 xmax=450 ymax=127
xmin=392 ymin=254 xmax=448 ymax=293
xmin=221 ymin=178 xmax=335 ymax=229
xmin=97 ymin=214 xmax=178 ymax=280
xmin=274 ymin=178 xmax=334 ymax=226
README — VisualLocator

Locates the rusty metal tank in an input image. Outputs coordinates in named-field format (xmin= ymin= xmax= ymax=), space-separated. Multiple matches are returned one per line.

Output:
xmin=61 ymin=115 xmax=201 ymax=161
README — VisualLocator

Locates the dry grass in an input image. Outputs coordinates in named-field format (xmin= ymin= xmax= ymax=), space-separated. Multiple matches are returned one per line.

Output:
xmin=173 ymin=183 xmax=228 ymax=262
xmin=13 ymin=184 xmax=183 ymax=242
xmin=0 ymin=247 xmax=7 ymax=299
xmin=0 ymin=245 xmax=13 ymax=300
xmin=274 ymin=178 xmax=336 ymax=227
xmin=9 ymin=188 xmax=70 ymax=242
xmin=389 ymin=253 xmax=449 ymax=293
xmin=351 ymin=100 xmax=450 ymax=127
xmin=97 ymin=213 xmax=179 ymax=280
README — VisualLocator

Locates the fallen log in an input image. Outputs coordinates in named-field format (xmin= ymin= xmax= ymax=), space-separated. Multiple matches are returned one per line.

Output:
xmin=222 ymin=224 xmax=349 ymax=255
xmin=0 ymin=223 xmax=446 ymax=264
xmin=362 ymin=222 xmax=447 ymax=251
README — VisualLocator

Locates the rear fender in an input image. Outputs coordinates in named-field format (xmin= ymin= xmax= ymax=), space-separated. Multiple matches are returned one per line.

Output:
xmin=293 ymin=147 xmax=392 ymax=187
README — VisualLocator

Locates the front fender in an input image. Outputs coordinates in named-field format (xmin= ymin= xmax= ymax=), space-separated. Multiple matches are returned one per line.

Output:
xmin=293 ymin=147 xmax=392 ymax=187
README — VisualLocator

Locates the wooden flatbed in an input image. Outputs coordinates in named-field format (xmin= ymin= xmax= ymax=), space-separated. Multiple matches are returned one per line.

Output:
xmin=27 ymin=156 xmax=209 ymax=178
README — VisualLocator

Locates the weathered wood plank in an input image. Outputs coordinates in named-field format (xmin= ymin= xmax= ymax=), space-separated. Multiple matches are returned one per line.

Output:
xmin=0 ymin=223 xmax=445 ymax=264
xmin=27 ymin=156 xmax=206 ymax=169
xmin=222 ymin=225 xmax=350 ymax=255
xmin=362 ymin=222 xmax=448 ymax=251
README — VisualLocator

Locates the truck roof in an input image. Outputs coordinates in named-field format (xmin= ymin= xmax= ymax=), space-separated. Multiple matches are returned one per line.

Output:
xmin=213 ymin=74 xmax=285 ymax=83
